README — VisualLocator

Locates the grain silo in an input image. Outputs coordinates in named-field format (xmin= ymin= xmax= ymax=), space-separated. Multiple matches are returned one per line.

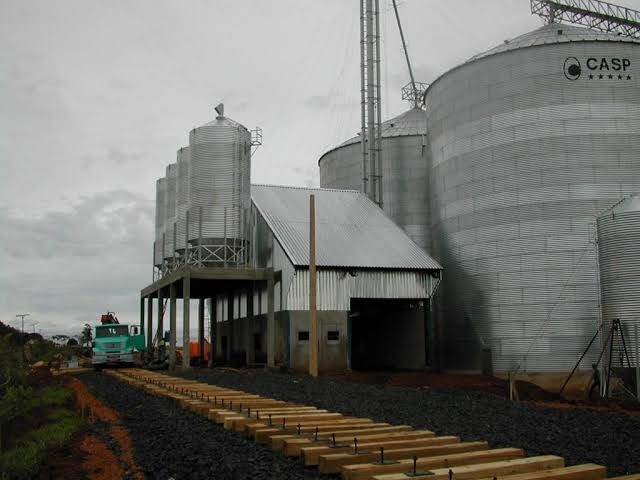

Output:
xmin=188 ymin=104 xmax=252 ymax=266
xmin=426 ymin=23 xmax=640 ymax=372
xmin=597 ymin=195 xmax=640 ymax=369
xmin=164 ymin=163 xmax=178 ymax=265
xmin=154 ymin=177 xmax=167 ymax=269
xmin=319 ymin=108 xmax=429 ymax=250
xmin=175 ymin=146 xmax=190 ymax=256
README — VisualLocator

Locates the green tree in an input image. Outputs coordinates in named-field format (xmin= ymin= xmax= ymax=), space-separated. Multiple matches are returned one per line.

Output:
xmin=80 ymin=324 xmax=93 ymax=347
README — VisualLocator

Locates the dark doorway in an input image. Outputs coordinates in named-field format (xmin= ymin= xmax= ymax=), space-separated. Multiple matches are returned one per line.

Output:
xmin=349 ymin=298 xmax=426 ymax=370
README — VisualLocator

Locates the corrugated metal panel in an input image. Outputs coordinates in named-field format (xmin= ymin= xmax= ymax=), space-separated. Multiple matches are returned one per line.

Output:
xmin=319 ymin=109 xmax=430 ymax=252
xmin=188 ymin=115 xmax=251 ymax=243
xmin=154 ymin=177 xmax=167 ymax=266
xmin=468 ymin=23 xmax=640 ymax=63
xmin=164 ymin=163 xmax=177 ymax=259
xmin=251 ymin=184 xmax=441 ymax=271
xmin=427 ymin=34 xmax=640 ymax=372
xmin=287 ymin=269 xmax=434 ymax=311
xmin=175 ymin=146 xmax=190 ymax=252
xmin=597 ymin=197 xmax=640 ymax=367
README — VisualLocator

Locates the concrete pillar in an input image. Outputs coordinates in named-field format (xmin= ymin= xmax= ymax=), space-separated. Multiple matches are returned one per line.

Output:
xmin=216 ymin=297 xmax=223 ymax=364
xmin=157 ymin=288 xmax=164 ymax=361
xmin=140 ymin=298 xmax=145 ymax=332
xmin=227 ymin=291 xmax=234 ymax=364
xmin=198 ymin=298 xmax=205 ymax=360
xmin=146 ymin=296 xmax=153 ymax=362
xmin=267 ymin=274 xmax=275 ymax=368
xmin=208 ymin=296 xmax=216 ymax=368
xmin=182 ymin=275 xmax=191 ymax=369
xmin=246 ymin=283 xmax=254 ymax=365
xmin=169 ymin=283 xmax=177 ymax=370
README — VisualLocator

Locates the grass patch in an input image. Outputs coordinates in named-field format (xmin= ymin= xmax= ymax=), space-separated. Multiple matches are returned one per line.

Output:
xmin=0 ymin=389 xmax=81 ymax=480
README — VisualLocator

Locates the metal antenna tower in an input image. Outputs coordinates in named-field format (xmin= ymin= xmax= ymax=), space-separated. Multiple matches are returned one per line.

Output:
xmin=531 ymin=0 xmax=640 ymax=38
xmin=360 ymin=0 xmax=383 ymax=208
xmin=391 ymin=0 xmax=429 ymax=109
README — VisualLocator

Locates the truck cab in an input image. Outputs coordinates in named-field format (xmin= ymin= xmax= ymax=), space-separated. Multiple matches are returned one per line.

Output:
xmin=92 ymin=313 xmax=145 ymax=369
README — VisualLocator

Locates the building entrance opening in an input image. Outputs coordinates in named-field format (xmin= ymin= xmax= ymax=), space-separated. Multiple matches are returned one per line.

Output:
xmin=349 ymin=298 xmax=427 ymax=371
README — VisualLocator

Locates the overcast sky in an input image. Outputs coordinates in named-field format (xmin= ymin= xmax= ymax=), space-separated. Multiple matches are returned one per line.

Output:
xmin=2 ymin=0 xmax=638 ymax=338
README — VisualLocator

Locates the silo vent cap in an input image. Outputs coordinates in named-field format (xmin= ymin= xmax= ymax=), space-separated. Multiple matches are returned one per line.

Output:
xmin=215 ymin=103 xmax=224 ymax=119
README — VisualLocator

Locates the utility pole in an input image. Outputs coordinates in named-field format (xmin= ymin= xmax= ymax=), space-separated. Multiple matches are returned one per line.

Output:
xmin=16 ymin=313 xmax=30 ymax=366
xmin=309 ymin=195 xmax=318 ymax=377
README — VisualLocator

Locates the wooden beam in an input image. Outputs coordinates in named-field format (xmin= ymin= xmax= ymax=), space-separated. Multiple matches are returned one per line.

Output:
xmin=342 ymin=448 xmax=527 ymax=480
xmin=302 ymin=434 xmax=451 ymax=466
xmin=471 ymin=464 xmax=607 ymax=480
xmin=282 ymin=426 xmax=415 ymax=457
xmin=253 ymin=420 xmax=384 ymax=444
xmin=366 ymin=455 xmax=564 ymax=480
xmin=318 ymin=441 xmax=489 ymax=474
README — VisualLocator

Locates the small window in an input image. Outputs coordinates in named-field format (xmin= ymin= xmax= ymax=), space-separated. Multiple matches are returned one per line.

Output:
xmin=221 ymin=336 xmax=228 ymax=350
xmin=298 ymin=331 xmax=309 ymax=342
xmin=253 ymin=333 xmax=262 ymax=351
xmin=327 ymin=330 xmax=340 ymax=342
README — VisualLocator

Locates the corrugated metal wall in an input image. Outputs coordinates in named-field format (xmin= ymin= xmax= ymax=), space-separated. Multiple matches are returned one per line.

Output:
xmin=319 ymin=110 xmax=430 ymax=251
xmin=598 ymin=204 xmax=640 ymax=367
xmin=154 ymin=177 xmax=166 ymax=266
xmin=287 ymin=269 xmax=433 ymax=311
xmin=427 ymin=38 xmax=640 ymax=372
xmin=188 ymin=118 xmax=251 ymax=242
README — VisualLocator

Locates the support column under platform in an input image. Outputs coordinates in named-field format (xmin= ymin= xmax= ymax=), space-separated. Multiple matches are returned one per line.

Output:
xmin=182 ymin=275 xmax=191 ymax=369
xmin=139 ymin=266 xmax=276 ymax=369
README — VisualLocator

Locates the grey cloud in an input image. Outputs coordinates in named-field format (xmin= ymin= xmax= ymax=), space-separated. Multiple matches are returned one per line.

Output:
xmin=304 ymin=94 xmax=359 ymax=111
xmin=387 ymin=63 xmax=440 ymax=92
xmin=82 ymin=148 xmax=149 ymax=167
xmin=0 ymin=190 xmax=153 ymax=334
xmin=305 ymin=95 xmax=330 ymax=109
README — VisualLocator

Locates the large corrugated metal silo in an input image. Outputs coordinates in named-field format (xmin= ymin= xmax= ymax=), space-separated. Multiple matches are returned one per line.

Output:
xmin=597 ymin=195 xmax=640 ymax=368
xmin=426 ymin=23 xmax=640 ymax=371
xmin=175 ymin=146 xmax=190 ymax=254
xmin=319 ymin=108 xmax=429 ymax=250
xmin=188 ymin=106 xmax=251 ymax=264
xmin=154 ymin=177 xmax=167 ymax=267
xmin=164 ymin=163 xmax=178 ymax=263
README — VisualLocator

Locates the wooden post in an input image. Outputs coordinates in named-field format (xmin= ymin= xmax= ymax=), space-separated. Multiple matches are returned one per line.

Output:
xmin=309 ymin=194 xmax=319 ymax=377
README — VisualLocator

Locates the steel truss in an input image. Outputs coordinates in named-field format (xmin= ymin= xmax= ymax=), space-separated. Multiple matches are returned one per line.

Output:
xmin=531 ymin=0 xmax=640 ymax=38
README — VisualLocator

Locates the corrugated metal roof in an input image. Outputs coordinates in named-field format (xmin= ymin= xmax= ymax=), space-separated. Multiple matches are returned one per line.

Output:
xmin=325 ymin=108 xmax=427 ymax=152
xmin=251 ymin=184 xmax=441 ymax=271
xmin=469 ymin=23 xmax=640 ymax=62
xmin=603 ymin=194 xmax=640 ymax=215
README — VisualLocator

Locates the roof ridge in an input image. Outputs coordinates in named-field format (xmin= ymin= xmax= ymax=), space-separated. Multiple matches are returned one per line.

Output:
xmin=251 ymin=183 xmax=359 ymax=194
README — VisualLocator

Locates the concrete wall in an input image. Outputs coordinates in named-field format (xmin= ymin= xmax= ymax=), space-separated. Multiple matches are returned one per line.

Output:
xmin=288 ymin=311 xmax=348 ymax=372
xmin=215 ymin=312 xmax=289 ymax=366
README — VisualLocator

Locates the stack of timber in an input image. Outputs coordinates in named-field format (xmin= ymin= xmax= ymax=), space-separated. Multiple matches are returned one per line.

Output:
xmin=107 ymin=369 xmax=639 ymax=480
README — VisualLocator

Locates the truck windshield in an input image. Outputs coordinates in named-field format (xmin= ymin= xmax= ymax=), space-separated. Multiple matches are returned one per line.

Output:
xmin=96 ymin=326 xmax=129 ymax=338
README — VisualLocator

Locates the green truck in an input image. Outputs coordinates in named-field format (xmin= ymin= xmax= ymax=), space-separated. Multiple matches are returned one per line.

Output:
xmin=92 ymin=312 xmax=145 ymax=370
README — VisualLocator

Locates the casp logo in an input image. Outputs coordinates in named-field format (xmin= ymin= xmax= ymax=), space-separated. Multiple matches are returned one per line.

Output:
xmin=564 ymin=57 xmax=582 ymax=80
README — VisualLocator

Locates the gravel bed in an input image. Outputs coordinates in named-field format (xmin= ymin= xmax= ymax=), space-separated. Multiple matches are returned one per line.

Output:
xmin=175 ymin=368 xmax=640 ymax=477
xmin=80 ymin=372 xmax=325 ymax=480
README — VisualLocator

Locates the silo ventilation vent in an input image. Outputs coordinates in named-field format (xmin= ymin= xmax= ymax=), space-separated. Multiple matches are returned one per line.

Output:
xmin=215 ymin=102 xmax=224 ymax=119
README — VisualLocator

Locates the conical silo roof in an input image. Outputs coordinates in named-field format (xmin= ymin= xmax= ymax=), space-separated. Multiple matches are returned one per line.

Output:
xmin=468 ymin=23 xmax=640 ymax=63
